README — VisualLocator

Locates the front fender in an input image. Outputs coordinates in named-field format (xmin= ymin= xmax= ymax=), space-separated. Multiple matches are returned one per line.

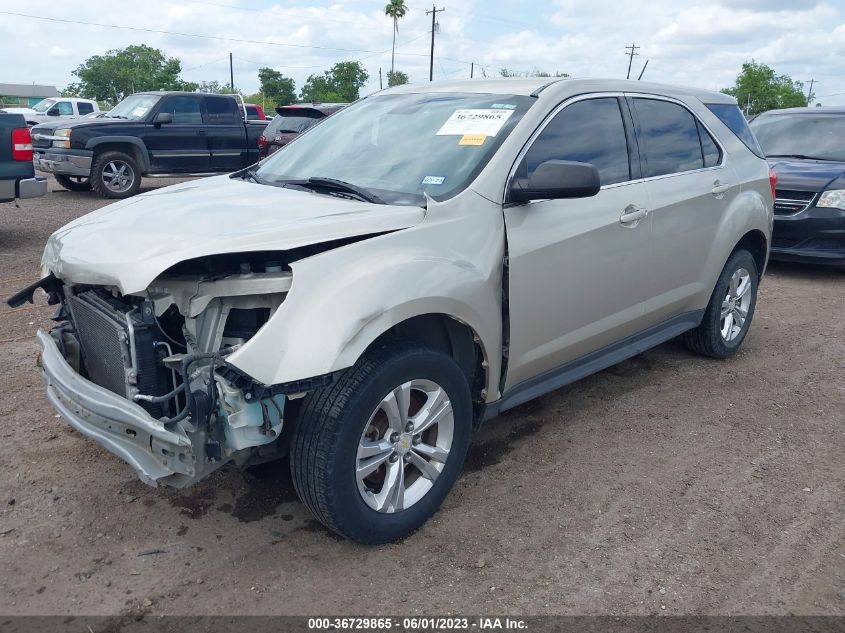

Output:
xmin=226 ymin=224 xmax=505 ymax=401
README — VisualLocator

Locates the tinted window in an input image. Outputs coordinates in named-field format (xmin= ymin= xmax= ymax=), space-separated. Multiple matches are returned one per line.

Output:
xmin=698 ymin=121 xmax=721 ymax=167
xmin=524 ymin=98 xmax=630 ymax=186
xmin=633 ymin=98 xmax=705 ymax=177
xmin=245 ymin=106 xmax=260 ymax=121
xmin=706 ymin=104 xmax=764 ymax=157
xmin=77 ymin=102 xmax=94 ymax=115
xmin=267 ymin=111 xmax=324 ymax=136
xmin=160 ymin=96 xmax=202 ymax=125
xmin=205 ymin=96 xmax=239 ymax=124
xmin=56 ymin=101 xmax=74 ymax=116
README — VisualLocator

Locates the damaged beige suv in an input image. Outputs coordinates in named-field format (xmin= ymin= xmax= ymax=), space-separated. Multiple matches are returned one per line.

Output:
xmin=10 ymin=79 xmax=774 ymax=543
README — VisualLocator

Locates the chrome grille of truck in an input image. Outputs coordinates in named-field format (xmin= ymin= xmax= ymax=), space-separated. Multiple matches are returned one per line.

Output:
xmin=774 ymin=189 xmax=816 ymax=216
xmin=67 ymin=291 xmax=132 ymax=398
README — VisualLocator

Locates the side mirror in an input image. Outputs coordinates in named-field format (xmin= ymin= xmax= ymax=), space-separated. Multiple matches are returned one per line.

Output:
xmin=47 ymin=107 xmax=60 ymax=116
xmin=510 ymin=160 xmax=601 ymax=203
xmin=153 ymin=112 xmax=173 ymax=125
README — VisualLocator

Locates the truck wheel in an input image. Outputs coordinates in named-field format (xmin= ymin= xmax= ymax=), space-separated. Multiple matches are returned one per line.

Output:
xmin=54 ymin=175 xmax=92 ymax=192
xmin=91 ymin=150 xmax=141 ymax=199
xmin=683 ymin=249 xmax=758 ymax=359
xmin=290 ymin=342 xmax=472 ymax=544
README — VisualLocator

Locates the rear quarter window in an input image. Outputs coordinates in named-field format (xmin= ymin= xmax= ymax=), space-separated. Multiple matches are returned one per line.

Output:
xmin=705 ymin=104 xmax=764 ymax=158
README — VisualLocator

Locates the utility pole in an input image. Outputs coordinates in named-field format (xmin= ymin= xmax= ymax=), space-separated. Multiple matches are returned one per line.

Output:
xmin=379 ymin=67 xmax=383 ymax=90
xmin=426 ymin=5 xmax=445 ymax=82
xmin=806 ymin=78 xmax=816 ymax=105
xmin=625 ymin=43 xmax=640 ymax=80
xmin=229 ymin=52 xmax=234 ymax=92
xmin=470 ymin=62 xmax=474 ymax=79
xmin=637 ymin=59 xmax=649 ymax=80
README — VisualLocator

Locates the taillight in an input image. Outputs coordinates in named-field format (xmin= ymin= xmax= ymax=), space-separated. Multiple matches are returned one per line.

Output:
xmin=11 ymin=127 xmax=33 ymax=161
xmin=257 ymin=134 xmax=266 ymax=149
xmin=769 ymin=168 xmax=777 ymax=202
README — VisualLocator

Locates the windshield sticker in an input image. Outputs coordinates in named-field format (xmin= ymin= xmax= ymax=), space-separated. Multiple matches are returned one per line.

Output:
xmin=459 ymin=134 xmax=487 ymax=146
xmin=421 ymin=175 xmax=447 ymax=186
xmin=436 ymin=109 xmax=515 ymax=137
xmin=491 ymin=103 xmax=517 ymax=110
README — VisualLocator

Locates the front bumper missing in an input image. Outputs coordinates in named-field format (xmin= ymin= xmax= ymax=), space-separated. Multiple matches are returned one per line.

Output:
xmin=37 ymin=330 xmax=196 ymax=487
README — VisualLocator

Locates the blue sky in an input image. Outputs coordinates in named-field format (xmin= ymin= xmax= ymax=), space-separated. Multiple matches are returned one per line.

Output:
xmin=2 ymin=0 xmax=844 ymax=105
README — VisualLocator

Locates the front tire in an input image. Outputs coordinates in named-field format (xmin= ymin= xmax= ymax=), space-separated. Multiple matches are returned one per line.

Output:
xmin=54 ymin=175 xmax=92 ymax=192
xmin=91 ymin=150 xmax=141 ymax=199
xmin=683 ymin=249 xmax=759 ymax=358
xmin=290 ymin=342 xmax=472 ymax=544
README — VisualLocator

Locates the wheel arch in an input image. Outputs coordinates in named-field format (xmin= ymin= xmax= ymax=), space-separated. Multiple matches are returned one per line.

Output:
xmin=363 ymin=313 xmax=489 ymax=426
xmin=86 ymin=138 xmax=151 ymax=173
xmin=733 ymin=229 xmax=768 ymax=278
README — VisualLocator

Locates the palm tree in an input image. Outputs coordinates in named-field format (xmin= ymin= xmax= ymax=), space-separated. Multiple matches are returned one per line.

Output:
xmin=384 ymin=0 xmax=408 ymax=76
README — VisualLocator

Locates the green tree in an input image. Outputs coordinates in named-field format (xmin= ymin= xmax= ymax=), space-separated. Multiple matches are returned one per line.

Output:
xmin=384 ymin=0 xmax=409 ymax=75
xmin=71 ymin=44 xmax=196 ymax=103
xmin=258 ymin=67 xmax=297 ymax=107
xmin=300 ymin=61 xmax=369 ymax=103
xmin=387 ymin=69 xmax=409 ymax=87
xmin=722 ymin=62 xmax=807 ymax=116
xmin=197 ymin=80 xmax=238 ymax=94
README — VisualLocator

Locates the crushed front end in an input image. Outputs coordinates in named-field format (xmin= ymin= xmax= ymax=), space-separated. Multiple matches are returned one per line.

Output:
xmin=28 ymin=255 xmax=308 ymax=488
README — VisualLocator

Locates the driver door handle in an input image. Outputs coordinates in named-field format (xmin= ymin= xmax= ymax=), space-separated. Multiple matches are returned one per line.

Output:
xmin=620 ymin=205 xmax=648 ymax=225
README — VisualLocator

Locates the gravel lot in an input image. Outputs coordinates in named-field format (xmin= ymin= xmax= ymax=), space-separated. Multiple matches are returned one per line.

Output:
xmin=0 ymin=176 xmax=843 ymax=617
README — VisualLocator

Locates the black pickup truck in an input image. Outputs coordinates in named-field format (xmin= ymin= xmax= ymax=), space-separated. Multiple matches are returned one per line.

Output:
xmin=0 ymin=113 xmax=47 ymax=203
xmin=31 ymin=92 xmax=268 ymax=199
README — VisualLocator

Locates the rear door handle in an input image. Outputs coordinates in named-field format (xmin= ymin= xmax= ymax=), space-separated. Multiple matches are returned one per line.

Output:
xmin=712 ymin=180 xmax=732 ymax=196
xmin=197 ymin=130 xmax=207 ymax=136
xmin=620 ymin=205 xmax=648 ymax=225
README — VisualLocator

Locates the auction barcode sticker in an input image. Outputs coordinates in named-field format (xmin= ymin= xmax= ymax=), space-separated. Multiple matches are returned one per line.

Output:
xmin=436 ymin=109 xmax=515 ymax=137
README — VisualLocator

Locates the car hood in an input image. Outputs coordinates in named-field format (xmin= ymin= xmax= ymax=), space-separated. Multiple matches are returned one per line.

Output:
xmin=767 ymin=158 xmax=845 ymax=192
xmin=1 ymin=107 xmax=38 ymax=116
xmin=43 ymin=175 xmax=426 ymax=294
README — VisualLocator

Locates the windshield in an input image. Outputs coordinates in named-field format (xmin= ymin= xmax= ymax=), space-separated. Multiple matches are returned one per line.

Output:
xmin=749 ymin=113 xmax=845 ymax=161
xmin=32 ymin=99 xmax=56 ymax=113
xmin=255 ymin=92 xmax=534 ymax=205
xmin=106 ymin=94 xmax=161 ymax=121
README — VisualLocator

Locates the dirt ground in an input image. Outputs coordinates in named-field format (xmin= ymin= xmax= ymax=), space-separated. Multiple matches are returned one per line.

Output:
xmin=0 ymin=176 xmax=842 ymax=617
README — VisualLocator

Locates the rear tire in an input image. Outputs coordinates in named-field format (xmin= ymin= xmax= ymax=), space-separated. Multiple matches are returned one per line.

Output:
xmin=683 ymin=249 xmax=758 ymax=358
xmin=54 ymin=175 xmax=92 ymax=192
xmin=290 ymin=341 xmax=472 ymax=544
xmin=91 ymin=150 xmax=141 ymax=199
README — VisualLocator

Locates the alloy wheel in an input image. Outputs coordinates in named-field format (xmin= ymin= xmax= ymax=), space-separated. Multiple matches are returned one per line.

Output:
xmin=356 ymin=379 xmax=454 ymax=513
xmin=720 ymin=267 xmax=752 ymax=342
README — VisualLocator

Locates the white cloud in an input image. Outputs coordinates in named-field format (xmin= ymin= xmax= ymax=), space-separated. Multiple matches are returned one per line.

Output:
xmin=0 ymin=0 xmax=843 ymax=104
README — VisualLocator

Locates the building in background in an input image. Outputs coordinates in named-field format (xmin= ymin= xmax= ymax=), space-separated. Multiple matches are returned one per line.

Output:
xmin=0 ymin=83 xmax=60 ymax=108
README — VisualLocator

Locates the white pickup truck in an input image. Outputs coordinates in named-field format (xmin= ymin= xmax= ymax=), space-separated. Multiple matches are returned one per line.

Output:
xmin=0 ymin=97 xmax=100 ymax=126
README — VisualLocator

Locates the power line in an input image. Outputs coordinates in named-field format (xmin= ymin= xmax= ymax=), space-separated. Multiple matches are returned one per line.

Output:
xmin=426 ymin=5 xmax=446 ymax=82
xmin=0 ymin=10 xmax=414 ymax=55
xmin=625 ymin=43 xmax=640 ymax=80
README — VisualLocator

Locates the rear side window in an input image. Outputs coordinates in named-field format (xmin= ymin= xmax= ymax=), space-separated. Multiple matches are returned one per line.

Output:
xmin=705 ymin=104 xmax=764 ymax=157
xmin=77 ymin=102 xmax=94 ymax=115
xmin=524 ymin=97 xmax=631 ymax=186
xmin=160 ymin=96 xmax=203 ymax=125
xmin=269 ymin=111 xmax=324 ymax=135
xmin=205 ymin=96 xmax=239 ymax=124
xmin=633 ymin=98 xmax=704 ymax=177
xmin=698 ymin=121 xmax=721 ymax=167
xmin=245 ymin=106 xmax=260 ymax=121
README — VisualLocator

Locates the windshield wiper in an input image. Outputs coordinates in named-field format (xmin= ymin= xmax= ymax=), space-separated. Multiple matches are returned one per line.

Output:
xmin=292 ymin=177 xmax=385 ymax=204
xmin=767 ymin=154 xmax=830 ymax=161
xmin=240 ymin=167 xmax=267 ymax=185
